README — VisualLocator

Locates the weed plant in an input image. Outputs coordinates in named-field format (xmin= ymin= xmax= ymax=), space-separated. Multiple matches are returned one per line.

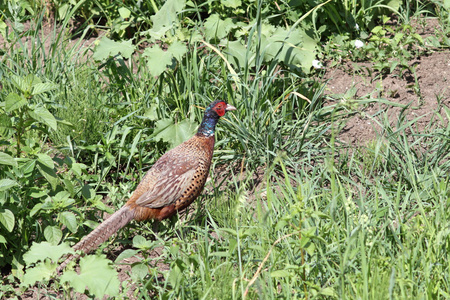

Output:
xmin=0 ymin=0 xmax=449 ymax=299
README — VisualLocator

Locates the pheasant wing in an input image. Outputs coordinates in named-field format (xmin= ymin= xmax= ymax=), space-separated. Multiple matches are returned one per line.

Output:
xmin=135 ymin=161 xmax=197 ymax=208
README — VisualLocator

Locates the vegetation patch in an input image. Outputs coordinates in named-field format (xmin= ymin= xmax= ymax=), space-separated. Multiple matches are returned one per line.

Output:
xmin=0 ymin=0 xmax=449 ymax=298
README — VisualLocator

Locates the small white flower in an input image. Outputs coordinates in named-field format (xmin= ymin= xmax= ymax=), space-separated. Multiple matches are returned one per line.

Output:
xmin=355 ymin=23 xmax=359 ymax=30
xmin=354 ymin=40 xmax=364 ymax=48
xmin=312 ymin=59 xmax=323 ymax=69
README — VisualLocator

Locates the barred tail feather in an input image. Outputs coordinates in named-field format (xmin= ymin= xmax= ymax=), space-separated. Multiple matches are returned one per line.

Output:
xmin=57 ymin=205 xmax=135 ymax=272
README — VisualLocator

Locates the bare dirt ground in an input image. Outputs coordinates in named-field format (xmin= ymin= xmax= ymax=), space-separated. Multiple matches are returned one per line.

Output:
xmin=323 ymin=19 xmax=450 ymax=145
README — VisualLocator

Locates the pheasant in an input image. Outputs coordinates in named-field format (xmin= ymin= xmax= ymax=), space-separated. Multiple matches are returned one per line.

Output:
xmin=57 ymin=100 xmax=236 ymax=271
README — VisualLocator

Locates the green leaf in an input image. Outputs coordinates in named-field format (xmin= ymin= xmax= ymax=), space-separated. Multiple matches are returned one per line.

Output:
xmin=154 ymin=118 xmax=197 ymax=147
xmin=143 ymin=45 xmax=174 ymax=77
xmin=71 ymin=162 xmax=87 ymax=176
xmin=32 ymin=82 xmax=58 ymax=95
xmin=11 ymin=74 xmax=41 ymax=94
xmin=319 ymin=287 xmax=337 ymax=297
xmin=22 ymin=260 xmax=56 ymax=286
xmin=114 ymin=249 xmax=138 ymax=263
xmin=23 ymin=242 xmax=73 ymax=264
xmin=29 ymin=105 xmax=57 ymax=131
xmin=93 ymin=37 xmax=135 ymax=61
xmin=148 ymin=0 xmax=186 ymax=39
xmin=445 ymin=0 xmax=450 ymax=9
xmin=131 ymin=263 xmax=149 ymax=281
xmin=270 ymin=270 xmax=291 ymax=277
xmin=0 ymin=179 xmax=18 ymax=192
xmin=36 ymin=163 xmax=59 ymax=191
xmin=60 ymin=255 xmax=120 ymax=298
xmin=261 ymin=27 xmax=317 ymax=72
xmin=20 ymin=159 xmax=36 ymax=176
xmin=118 ymin=7 xmax=131 ymax=19
xmin=0 ymin=152 xmax=17 ymax=167
xmin=0 ymin=113 xmax=14 ymax=138
xmin=142 ymin=104 xmax=158 ymax=121
xmin=204 ymin=14 xmax=235 ymax=40
xmin=225 ymin=40 xmax=249 ymax=67
xmin=0 ymin=209 xmax=15 ymax=232
xmin=36 ymin=153 xmax=54 ymax=169
xmin=44 ymin=225 xmax=62 ymax=245
xmin=0 ymin=235 xmax=6 ymax=243
xmin=5 ymin=92 xmax=27 ymax=112
xmin=59 ymin=211 xmax=77 ymax=232
xmin=30 ymin=203 xmax=43 ymax=217
xmin=132 ymin=235 xmax=152 ymax=249
xmin=167 ymin=40 xmax=188 ymax=61
xmin=221 ymin=0 xmax=242 ymax=8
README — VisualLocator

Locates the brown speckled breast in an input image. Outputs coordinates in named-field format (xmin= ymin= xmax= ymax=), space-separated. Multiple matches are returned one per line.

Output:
xmin=126 ymin=135 xmax=215 ymax=221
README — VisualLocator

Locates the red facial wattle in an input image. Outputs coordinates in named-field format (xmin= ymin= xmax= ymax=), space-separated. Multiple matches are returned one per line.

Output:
xmin=213 ymin=102 xmax=227 ymax=116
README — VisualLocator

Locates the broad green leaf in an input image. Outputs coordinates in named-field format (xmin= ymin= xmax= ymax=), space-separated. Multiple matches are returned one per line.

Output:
xmin=71 ymin=162 xmax=87 ymax=176
xmin=22 ymin=260 xmax=55 ymax=286
xmin=0 ymin=209 xmax=15 ymax=232
xmin=53 ymin=190 xmax=71 ymax=203
xmin=44 ymin=225 xmax=62 ymax=245
xmin=36 ymin=153 xmax=54 ymax=169
xmin=270 ymin=270 xmax=291 ymax=277
xmin=54 ymin=191 xmax=75 ymax=207
xmin=32 ymin=82 xmax=58 ymax=95
xmin=0 ymin=235 xmax=6 ymax=243
xmin=58 ymin=3 xmax=70 ymax=20
xmin=23 ymin=242 xmax=73 ymax=264
xmin=30 ymin=203 xmax=43 ymax=217
xmin=143 ymin=104 xmax=158 ymax=121
xmin=168 ymin=40 xmax=188 ymax=61
xmin=11 ymin=74 xmax=41 ymax=94
xmin=93 ymin=37 xmax=135 ymax=60
xmin=0 ymin=20 xmax=6 ymax=37
xmin=132 ymin=235 xmax=152 ymax=249
xmin=81 ymin=184 xmax=93 ymax=200
xmin=154 ymin=118 xmax=197 ymax=147
xmin=204 ymin=14 xmax=235 ymax=40
xmin=221 ymin=0 xmax=241 ymax=8
xmin=131 ymin=263 xmax=148 ymax=281
xmin=0 ymin=179 xmax=18 ymax=192
xmin=225 ymin=40 xmax=249 ymax=68
xmin=319 ymin=287 xmax=338 ymax=297
xmin=387 ymin=0 xmax=401 ymax=10
xmin=0 ymin=152 xmax=17 ymax=167
xmin=118 ymin=7 xmax=131 ymax=19
xmin=149 ymin=0 xmax=186 ymax=39
xmin=114 ymin=249 xmax=138 ymax=263
xmin=143 ymin=45 xmax=174 ymax=77
xmin=60 ymin=255 xmax=120 ymax=298
xmin=59 ymin=211 xmax=77 ymax=232
xmin=5 ymin=92 xmax=27 ymax=112
xmin=261 ymin=27 xmax=317 ymax=73
xmin=21 ymin=159 xmax=36 ymax=176
xmin=0 ymin=113 xmax=13 ymax=138
xmin=36 ymin=163 xmax=59 ymax=191
xmin=29 ymin=105 xmax=57 ymax=130
xmin=445 ymin=0 xmax=450 ymax=9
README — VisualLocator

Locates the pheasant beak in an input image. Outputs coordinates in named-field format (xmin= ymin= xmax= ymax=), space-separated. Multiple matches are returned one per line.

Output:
xmin=225 ymin=104 xmax=236 ymax=111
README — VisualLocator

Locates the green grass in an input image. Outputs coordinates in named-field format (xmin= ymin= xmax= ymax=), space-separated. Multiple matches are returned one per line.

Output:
xmin=1 ymin=1 xmax=450 ymax=299
xmin=120 ymin=105 xmax=449 ymax=299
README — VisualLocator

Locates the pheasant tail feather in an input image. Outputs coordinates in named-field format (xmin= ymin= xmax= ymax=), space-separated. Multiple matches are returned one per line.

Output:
xmin=57 ymin=205 xmax=135 ymax=272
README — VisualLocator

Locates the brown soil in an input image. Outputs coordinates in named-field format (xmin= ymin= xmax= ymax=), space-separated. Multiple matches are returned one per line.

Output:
xmin=322 ymin=19 xmax=450 ymax=145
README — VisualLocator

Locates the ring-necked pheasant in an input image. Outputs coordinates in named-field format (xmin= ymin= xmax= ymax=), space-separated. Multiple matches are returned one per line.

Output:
xmin=57 ymin=100 xmax=236 ymax=271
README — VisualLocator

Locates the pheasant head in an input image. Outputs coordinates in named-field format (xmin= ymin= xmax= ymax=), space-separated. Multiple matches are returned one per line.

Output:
xmin=197 ymin=101 xmax=236 ymax=137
